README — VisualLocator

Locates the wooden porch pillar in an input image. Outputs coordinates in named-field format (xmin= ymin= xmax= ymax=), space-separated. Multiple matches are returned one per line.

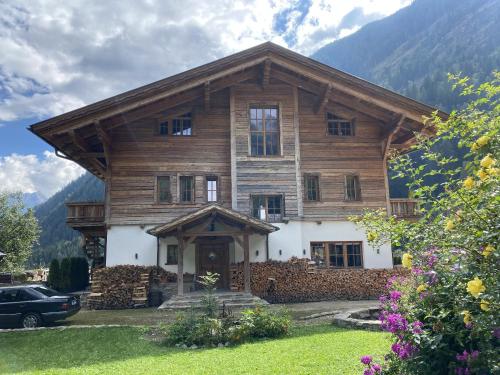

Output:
xmin=177 ymin=230 xmax=184 ymax=296
xmin=243 ymin=232 xmax=250 ymax=294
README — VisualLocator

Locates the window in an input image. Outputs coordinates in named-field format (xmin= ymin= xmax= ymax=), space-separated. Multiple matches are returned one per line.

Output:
xmin=159 ymin=121 xmax=168 ymax=135
xmin=311 ymin=242 xmax=326 ymax=267
xmin=304 ymin=174 xmax=320 ymax=201
xmin=251 ymin=195 xmax=283 ymax=222
xmin=0 ymin=289 xmax=19 ymax=303
xmin=206 ymin=176 xmax=218 ymax=202
xmin=172 ymin=113 xmax=192 ymax=136
xmin=179 ymin=176 xmax=195 ymax=203
xmin=250 ymin=106 xmax=280 ymax=156
xmin=166 ymin=245 xmax=178 ymax=265
xmin=345 ymin=175 xmax=361 ymax=201
xmin=310 ymin=242 xmax=363 ymax=268
xmin=157 ymin=176 xmax=172 ymax=203
xmin=327 ymin=112 xmax=354 ymax=136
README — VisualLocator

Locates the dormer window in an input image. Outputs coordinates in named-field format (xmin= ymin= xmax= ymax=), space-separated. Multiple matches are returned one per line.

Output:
xmin=172 ymin=113 xmax=192 ymax=136
xmin=327 ymin=113 xmax=354 ymax=136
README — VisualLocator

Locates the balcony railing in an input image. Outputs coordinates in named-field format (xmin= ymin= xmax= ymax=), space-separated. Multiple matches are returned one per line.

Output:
xmin=390 ymin=199 xmax=421 ymax=218
xmin=66 ymin=202 xmax=105 ymax=226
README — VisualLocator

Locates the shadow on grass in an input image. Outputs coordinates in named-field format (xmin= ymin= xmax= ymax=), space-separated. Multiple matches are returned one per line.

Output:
xmin=0 ymin=324 xmax=388 ymax=374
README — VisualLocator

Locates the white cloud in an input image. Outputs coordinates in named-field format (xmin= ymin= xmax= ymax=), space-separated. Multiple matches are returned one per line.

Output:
xmin=0 ymin=0 xmax=411 ymax=122
xmin=0 ymin=151 xmax=85 ymax=200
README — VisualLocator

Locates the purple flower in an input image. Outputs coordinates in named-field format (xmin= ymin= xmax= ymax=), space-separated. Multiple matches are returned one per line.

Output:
xmin=363 ymin=369 xmax=374 ymax=375
xmin=360 ymin=355 xmax=372 ymax=365
xmin=493 ymin=328 xmax=500 ymax=339
xmin=424 ymin=271 xmax=438 ymax=285
xmin=412 ymin=267 xmax=424 ymax=275
xmin=382 ymin=313 xmax=408 ymax=333
xmin=372 ymin=364 xmax=382 ymax=372
xmin=427 ymin=254 xmax=438 ymax=268
xmin=412 ymin=321 xmax=424 ymax=334
xmin=456 ymin=350 xmax=469 ymax=362
xmin=465 ymin=322 xmax=473 ymax=329
xmin=455 ymin=368 xmax=470 ymax=375
xmin=391 ymin=340 xmax=417 ymax=359
xmin=470 ymin=350 xmax=479 ymax=360
xmin=389 ymin=290 xmax=402 ymax=301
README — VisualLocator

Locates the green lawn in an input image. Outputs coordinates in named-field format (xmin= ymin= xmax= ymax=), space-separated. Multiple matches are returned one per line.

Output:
xmin=0 ymin=325 xmax=389 ymax=375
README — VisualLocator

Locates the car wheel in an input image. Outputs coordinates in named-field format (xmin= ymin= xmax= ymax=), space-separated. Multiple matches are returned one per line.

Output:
xmin=21 ymin=313 xmax=41 ymax=329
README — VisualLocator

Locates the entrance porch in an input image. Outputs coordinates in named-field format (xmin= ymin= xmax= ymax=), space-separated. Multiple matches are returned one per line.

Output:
xmin=148 ymin=204 xmax=279 ymax=296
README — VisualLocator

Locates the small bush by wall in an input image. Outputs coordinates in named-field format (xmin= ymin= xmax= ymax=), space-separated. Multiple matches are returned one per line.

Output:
xmin=231 ymin=259 xmax=408 ymax=303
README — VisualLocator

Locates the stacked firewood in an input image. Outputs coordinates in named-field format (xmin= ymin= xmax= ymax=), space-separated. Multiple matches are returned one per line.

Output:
xmin=87 ymin=265 xmax=175 ymax=309
xmin=230 ymin=259 xmax=408 ymax=303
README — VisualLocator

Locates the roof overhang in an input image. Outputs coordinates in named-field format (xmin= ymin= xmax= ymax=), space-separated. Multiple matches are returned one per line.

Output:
xmin=29 ymin=42 xmax=448 ymax=178
xmin=148 ymin=204 xmax=279 ymax=238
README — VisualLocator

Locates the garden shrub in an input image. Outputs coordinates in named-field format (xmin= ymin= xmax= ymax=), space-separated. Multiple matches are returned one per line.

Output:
xmin=239 ymin=305 xmax=291 ymax=338
xmin=163 ymin=272 xmax=290 ymax=348
xmin=47 ymin=259 xmax=61 ymax=290
xmin=354 ymin=74 xmax=499 ymax=374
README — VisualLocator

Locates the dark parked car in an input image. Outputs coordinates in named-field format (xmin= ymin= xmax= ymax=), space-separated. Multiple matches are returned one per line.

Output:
xmin=0 ymin=285 xmax=80 ymax=328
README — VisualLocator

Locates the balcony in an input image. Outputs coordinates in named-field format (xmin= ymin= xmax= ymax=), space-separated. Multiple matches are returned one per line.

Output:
xmin=66 ymin=202 xmax=105 ymax=235
xmin=390 ymin=198 xmax=421 ymax=219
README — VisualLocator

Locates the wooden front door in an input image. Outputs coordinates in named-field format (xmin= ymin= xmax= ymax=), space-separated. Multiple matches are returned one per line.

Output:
xmin=196 ymin=240 xmax=230 ymax=290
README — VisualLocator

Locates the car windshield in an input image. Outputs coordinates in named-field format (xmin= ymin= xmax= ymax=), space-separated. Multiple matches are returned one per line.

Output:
xmin=32 ymin=286 xmax=60 ymax=297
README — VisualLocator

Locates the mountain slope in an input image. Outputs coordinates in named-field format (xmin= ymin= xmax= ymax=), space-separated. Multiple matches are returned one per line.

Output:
xmin=29 ymin=173 xmax=104 ymax=266
xmin=312 ymin=0 xmax=500 ymax=110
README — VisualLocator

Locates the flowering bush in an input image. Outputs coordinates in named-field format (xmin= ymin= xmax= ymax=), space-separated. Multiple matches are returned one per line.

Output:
xmin=352 ymin=74 xmax=499 ymax=374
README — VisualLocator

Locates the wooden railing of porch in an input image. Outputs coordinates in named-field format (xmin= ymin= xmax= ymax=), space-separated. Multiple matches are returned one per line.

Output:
xmin=389 ymin=198 xmax=421 ymax=218
xmin=66 ymin=202 xmax=105 ymax=227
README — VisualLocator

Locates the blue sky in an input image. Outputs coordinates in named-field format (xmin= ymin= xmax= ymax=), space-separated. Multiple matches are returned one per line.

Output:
xmin=0 ymin=0 xmax=411 ymax=201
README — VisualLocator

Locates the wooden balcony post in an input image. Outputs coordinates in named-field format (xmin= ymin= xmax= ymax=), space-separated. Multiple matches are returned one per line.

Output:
xmin=243 ymin=232 xmax=250 ymax=294
xmin=176 ymin=229 xmax=184 ymax=296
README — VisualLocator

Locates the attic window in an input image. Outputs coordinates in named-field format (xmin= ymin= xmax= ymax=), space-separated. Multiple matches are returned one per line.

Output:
xmin=327 ymin=113 xmax=354 ymax=136
xmin=172 ymin=113 xmax=192 ymax=136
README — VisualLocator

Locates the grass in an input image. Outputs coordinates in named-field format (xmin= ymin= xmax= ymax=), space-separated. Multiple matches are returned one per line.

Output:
xmin=0 ymin=325 xmax=389 ymax=375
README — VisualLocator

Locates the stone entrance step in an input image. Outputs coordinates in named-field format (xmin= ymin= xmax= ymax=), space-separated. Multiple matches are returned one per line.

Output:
xmin=159 ymin=292 xmax=268 ymax=310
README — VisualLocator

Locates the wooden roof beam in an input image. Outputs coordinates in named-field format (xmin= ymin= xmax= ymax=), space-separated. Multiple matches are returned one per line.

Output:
xmin=262 ymin=59 xmax=271 ymax=87
xmin=314 ymin=84 xmax=332 ymax=114
xmin=95 ymin=121 xmax=112 ymax=170
xmin=204 ymin=81 xmax=210 ymax=112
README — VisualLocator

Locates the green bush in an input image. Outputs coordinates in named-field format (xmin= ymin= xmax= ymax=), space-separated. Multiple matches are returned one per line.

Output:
xmin=69 ymin=257 xmax=89 ymax=291
xmin=59 ymin=258 xmax=71 ymax=292
xmin=47 ymin=259 xmax=61 ymax=290
xmin=239 ymin=305 xmax=291 ymax=338
xmin=162 ymin=272 xmax=290 ymax=348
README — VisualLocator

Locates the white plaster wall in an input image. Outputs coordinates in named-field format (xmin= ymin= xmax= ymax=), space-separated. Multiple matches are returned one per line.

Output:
xmin=158 ymin=237 xmax=196 ymax=274
xmin=106 ymin=221 xmax=392 ymax=270
xmin=267 ymin=221 xmax=393 ymax=269
xmin=106 ymin=225 xmax=158 ymax=267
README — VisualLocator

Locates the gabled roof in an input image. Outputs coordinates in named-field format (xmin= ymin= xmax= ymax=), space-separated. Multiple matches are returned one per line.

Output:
xmin=29 ymin=42 xmax=448 ymax=178
xmin=148 ymin=204 xmax=279 ymax=237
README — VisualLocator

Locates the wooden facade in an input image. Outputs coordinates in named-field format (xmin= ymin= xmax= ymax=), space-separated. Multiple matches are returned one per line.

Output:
xmin=31 ymin=42 xmax=446 ymax=284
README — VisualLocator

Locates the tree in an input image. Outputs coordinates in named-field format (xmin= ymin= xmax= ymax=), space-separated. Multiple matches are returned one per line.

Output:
xmin=355 ymin=73 xmax=499 ymax=374
xmin=59 ymin=257 xmax=71 ymax=292
xmin=0 ymin=192 xmax=40 ymax=272
xmin=47 ymin=259 xmax=61 ymax=289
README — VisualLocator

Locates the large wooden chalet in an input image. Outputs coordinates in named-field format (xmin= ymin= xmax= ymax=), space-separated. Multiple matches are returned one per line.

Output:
xmin=30 ymin=42 xmax=446 ymax=295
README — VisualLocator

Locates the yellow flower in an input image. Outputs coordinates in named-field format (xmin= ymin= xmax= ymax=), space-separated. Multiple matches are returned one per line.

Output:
xmin=477 ymin=169 xmax=489 ymax=181
xmin=367 ymin=232 xmax=378 ymax=241
xmin=487 ymin=167 xmax=498 ymax=176
xmin=417 ymin=284 xmax=427 ymax=293
xmin=480 ymin=299 xmax=490 ymax=312
xmin=467 ymin=277 xmax=486 ymax=298
xmin=445 ymin=219 xmax=455 ymax=231
xmin=480 ymin=155 xmax=496 ymax=169
xmin=462 ymin=310 xmax=472 ymax=325
xmin=463 ymin=177 xmax=475 ymax=189
xmin=402 ymin=253 xmax=413 ymax=269
xmin=476 ymin=135 xmax=490 ymax=147
xmin=482 ymin=244 xmax=494 ymax=257
xmin=471 ymin=136 xmax=490 ymax=151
